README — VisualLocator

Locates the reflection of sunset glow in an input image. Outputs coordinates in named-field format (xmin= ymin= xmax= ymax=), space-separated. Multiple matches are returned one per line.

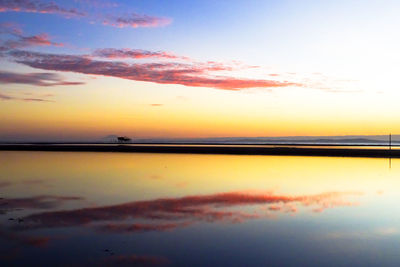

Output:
xmin=0 ymin=151 xmax=399 ymax=266
xmin=2 ymin=152 xmax=397 ymax=199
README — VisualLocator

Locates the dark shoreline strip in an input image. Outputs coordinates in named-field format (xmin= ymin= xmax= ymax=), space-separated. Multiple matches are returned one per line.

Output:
xmin=0 ymin=144 xmax=398 ymax=158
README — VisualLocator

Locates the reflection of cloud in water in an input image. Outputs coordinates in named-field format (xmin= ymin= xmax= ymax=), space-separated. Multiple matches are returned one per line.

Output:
xmin=0 ymin=179 xmax=52 ymax=189
xmin=149 ymin=175 xmax=162 ymax=180
xmin=0 ymin=181 xmax=12 ymax=188
xmin=101 ymin=254 xmax=170 ymax=266
xmin=324 ymin=227 xmax=399 ymax=240
xmin=0 ymin=228 xmax=49 ymax=247
xmin=96 ymin=222 xmax=192 ymax=233
xmin=0 ymin=195 xmax=80 ymax=263
xmin=22 ymin=179 xmax=52 ymax=187
xmin=19 ymin=191 xmax=362 ymax=232
xmin=0 ymin=228 xmax=50 ymax=261
xmin=0 ymin=195 xmax=83 ymax=214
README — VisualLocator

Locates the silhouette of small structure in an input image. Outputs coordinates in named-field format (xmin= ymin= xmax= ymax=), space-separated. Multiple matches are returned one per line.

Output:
xmin=117 ymin=136 xmax=131 ymax=143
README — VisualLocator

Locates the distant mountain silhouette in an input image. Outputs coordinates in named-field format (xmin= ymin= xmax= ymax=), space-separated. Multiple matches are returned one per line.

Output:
xmin=130 ymin=135 xmax=397 ymax=144
xmin=101 ymin=135 xmax=119 ymax=143
xmin=306 ymin=138 xmax=379 ymax=143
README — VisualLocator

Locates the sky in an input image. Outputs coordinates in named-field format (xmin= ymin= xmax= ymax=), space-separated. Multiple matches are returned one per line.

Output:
xmin=1 ymin=0 xmax=400 ymax=141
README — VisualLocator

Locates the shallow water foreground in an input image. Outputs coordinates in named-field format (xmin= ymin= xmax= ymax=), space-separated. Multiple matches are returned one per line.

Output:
xmin=0 ymin=151 xmax=399 ymax=266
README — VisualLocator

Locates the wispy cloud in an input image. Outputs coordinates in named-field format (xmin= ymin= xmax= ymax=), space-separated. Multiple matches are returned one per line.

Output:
xmin=0 ymin=70 xmax=84 ymax=86
xmin=0 ymin=92 xmax=51 ymax=102
xmin=0 ymin=1 xmax=171 ymax=29
xmin=93 ymin=48 xmax=188 ymax=60
xmin=0 ymin=22 xmax=23 ymax=35
xmin=23 ymin=97 xmax=53 ymax=102
xmin=0 ymin=0 xmax=86 ymax=17
xmin=10 ymin=50 xmax=299 ymax=90
xmin=2 ymin=33 xmax=63 ymax=50
xmin=102 ymin=13 xmax=172 ymax=28
xmin=74 ymin=0 xmax=119 ymax=9
xmin=0 ymin=93 xmax=14 ymax=100
xmin=0 ymin=23 xmax=63 ymax=51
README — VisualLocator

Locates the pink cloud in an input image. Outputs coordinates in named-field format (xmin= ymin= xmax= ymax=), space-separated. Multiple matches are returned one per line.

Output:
xmin=19 ymin=33 xmax=62 ymax=46
xmin=3 ymin=33 xmax=63 ymax=49
xmin=93 ymin=48 xmax=188 ymax=60
xmin=10 ymin=50 xmax=299 ymax=90
xmin=0 ymin=22 xmax=23 ymax=35
xmin=0 ymin=70 xmax=84 ymax=86
xmin=102 ymin=13 xmax=172 ymax=28
xmin=268 ymin=205 xmax=281 ymax=211
xmin=0 ymin=23 xmax=64 ymax=50
xmin=0 ymin=2 xmax=171 ymax=29
xmin=0 ymin=0 xmax=86 ymax=17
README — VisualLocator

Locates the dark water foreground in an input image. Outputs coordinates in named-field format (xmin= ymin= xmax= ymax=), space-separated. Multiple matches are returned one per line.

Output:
xmin=0 ymin=144 xmax=398 ymax=158
xmin=1 ymin=151 xmax=400 ymax=266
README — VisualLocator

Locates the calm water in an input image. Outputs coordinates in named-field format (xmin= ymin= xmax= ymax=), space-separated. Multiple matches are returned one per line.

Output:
xmin=0 ymin=151 xmax=399 ymax=266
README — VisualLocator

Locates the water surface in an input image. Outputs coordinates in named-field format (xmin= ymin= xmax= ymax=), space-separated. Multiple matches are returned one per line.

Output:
xmin=0 ymin=151 xmax=399 ymax=266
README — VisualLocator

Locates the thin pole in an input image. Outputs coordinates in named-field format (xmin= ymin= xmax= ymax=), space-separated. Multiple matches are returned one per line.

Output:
xmin=389 ymin=133 xmax=392 ymax=169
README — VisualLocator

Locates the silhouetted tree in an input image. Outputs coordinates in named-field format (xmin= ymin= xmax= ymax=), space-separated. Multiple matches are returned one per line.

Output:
xmin=117 ymin=136 xmax=131 ymax=143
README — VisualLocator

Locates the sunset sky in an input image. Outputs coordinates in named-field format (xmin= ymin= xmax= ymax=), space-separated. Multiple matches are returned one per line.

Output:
xmin=1 ymin=0 xmax=400 ymax=141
